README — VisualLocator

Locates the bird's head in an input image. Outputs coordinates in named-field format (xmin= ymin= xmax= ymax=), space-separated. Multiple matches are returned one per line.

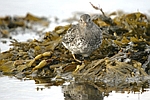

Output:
xmin=79 ymin=14 xmax=93 ymax=28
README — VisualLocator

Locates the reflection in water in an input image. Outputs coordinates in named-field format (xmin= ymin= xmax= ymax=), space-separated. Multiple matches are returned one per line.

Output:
xmin=62 ymin=82 xmax=103 ymax=100
xmin=0 ymin=75 xmax=150 ymax=100
xmin=22 ymin=71 xmax=150 ymax=100
xmin=61 ymin=80 xmax=150 ymax=100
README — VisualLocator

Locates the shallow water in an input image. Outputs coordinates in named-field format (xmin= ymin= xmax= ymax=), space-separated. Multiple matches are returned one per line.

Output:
xmin=0 ymin=0 xmax=150 ymax=100
xmin=0 ymin=76 xmax=150 ymax=100
xmin=0 ymin=76 xmax=64 ymax=100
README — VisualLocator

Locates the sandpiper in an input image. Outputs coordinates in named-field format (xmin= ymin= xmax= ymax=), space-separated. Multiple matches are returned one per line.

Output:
xmin=62 ymin=14 xmax=103 ymax=62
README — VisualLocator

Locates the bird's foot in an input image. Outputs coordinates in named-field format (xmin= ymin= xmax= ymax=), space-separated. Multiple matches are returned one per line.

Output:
xmin=72 ymin=54 xmax=82 ymax=63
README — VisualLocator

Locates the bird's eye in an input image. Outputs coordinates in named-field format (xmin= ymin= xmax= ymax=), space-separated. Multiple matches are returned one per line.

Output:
xmin=88 ymin=18 xmax=91 ymax=21
xmin=80 ymin=19 xmax=82 ymax=22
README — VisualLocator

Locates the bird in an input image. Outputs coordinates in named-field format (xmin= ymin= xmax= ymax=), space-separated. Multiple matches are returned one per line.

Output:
xmin=62 ymin=14 xmax=103 ymax=63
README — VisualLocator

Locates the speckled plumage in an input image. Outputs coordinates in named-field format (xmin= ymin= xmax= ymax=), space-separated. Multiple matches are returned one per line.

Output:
xmin=62 ymin=14 xmax=103 ymax=61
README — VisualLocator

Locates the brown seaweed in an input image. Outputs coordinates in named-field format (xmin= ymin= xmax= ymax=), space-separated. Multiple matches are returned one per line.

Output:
xmin=0 ymin=5 xmax=150 ymax=91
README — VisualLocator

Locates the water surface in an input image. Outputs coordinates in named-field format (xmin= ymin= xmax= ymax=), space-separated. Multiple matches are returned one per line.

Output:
xmin=0 ymin=76 xmax=64 ymax=100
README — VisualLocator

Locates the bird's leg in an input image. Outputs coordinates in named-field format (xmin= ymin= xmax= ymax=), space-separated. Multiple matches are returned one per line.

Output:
xmin=72 ymin=54 xmax=82 ymax=63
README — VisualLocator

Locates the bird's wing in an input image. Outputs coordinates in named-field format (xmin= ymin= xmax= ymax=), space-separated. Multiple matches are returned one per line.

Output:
xmin=85 ymin=24 xmax=103 ymax=47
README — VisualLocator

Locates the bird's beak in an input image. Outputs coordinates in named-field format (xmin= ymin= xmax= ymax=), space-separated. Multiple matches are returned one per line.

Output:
xmin=84 ymin=22 xmax=87 ymax=26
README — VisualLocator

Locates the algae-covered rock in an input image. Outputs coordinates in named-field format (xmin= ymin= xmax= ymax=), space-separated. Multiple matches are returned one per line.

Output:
xmin=0 ymin=9 xmax=150 ymax=87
